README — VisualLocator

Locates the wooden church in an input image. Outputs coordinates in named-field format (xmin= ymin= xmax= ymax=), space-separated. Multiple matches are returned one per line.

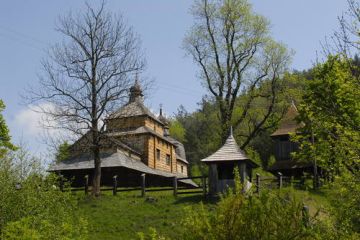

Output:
xmin=49 ymin=78 xmax=194 ymax=187
xmin=268 ymin=103 xmax=314 ymax=177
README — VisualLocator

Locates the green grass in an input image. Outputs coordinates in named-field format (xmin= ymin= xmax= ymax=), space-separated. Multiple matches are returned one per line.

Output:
xmin=77 ymin=190 xmax=214 ymax=240
xmin=76 ymin=187 xmax=330 ymax=239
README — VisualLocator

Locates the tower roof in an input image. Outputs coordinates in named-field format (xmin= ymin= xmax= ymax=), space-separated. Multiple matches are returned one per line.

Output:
xmin=271 ymin=102 xmax=303 ymax=137
xmin=201 ymin=130 xmax=258 ymax=167
xmin=129 ymin=75 xmax=143 ymax=103
xmin=107 ymin=78 xmax=163 ymax=125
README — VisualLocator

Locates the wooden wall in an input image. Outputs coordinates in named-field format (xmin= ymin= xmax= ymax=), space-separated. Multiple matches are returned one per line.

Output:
xmin=101 ymin=114 xmax=188 ymax=176
xmin=144 ymin=118 xmax=164 ymax=135
xmin=176 ymin=161 xmax=188 ymax=176
xmin=106 ymin=116 xmax=146 ymax=131
xmin=146 ymin=135 xmax=177 ymax=173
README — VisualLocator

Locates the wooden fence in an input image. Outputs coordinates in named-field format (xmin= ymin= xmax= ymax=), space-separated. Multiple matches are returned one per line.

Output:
xmin=62 ymin=172 xmax=313 ymax=196
xmin=62 ymin=174 xmax=208 ymax=197
xmin=254 ymin=172 xmax=310 ymax=193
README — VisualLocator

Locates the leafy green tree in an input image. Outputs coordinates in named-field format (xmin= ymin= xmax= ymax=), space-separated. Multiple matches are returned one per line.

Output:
xmin=184 ymin=0 xmax=291 ymax=144
xmin=0 ymin=100 xmax=16 ymax=158
xmin=168 ymin=121 xmax=186 ymax=143
xmin=55 ymin=141 xmax=70 ymax=163
xmin=295 ymin=55 xmax=360 ymax=176
xmin=329 ymin=172 xmax=360 ymax=236
xmin=174 ymin=99 xmax=222 ymax=174
xmin=0 ymin=147 xmax=87 ymax=239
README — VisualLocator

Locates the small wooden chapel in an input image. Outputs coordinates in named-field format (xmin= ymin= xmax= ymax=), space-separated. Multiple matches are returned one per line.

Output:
xmin=201 ymin=128 xmax=258 ymax=195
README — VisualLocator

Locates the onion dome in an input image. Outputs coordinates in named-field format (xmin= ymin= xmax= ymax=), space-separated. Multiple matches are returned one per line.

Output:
xmin=129 ymin=75 xmax=143 ymax=103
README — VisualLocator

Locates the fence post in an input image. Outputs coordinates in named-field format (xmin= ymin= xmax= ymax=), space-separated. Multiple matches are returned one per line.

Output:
xmin=84 ymin=175 xmax=89 ymax=195
xmin=202 ymin=177 xmax=206 ymax=196
xmin=278 ymin=172 xmax=283 ymax=189
xmin=256 ymin=173 xmax=260 ymax=194
xmin=141 ymin=174 xmax=146 ymax=197
xmin=113 ymin=175 xmax=117 ymax=196
xmin=173 ymin=176 xmax=177 ymax=197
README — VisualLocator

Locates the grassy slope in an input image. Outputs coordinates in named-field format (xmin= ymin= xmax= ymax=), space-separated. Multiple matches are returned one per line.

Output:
xmin=77 ymin=190 xmax=214 ymax=240
xmin=77 ymin=188 xmax=330 ymax=240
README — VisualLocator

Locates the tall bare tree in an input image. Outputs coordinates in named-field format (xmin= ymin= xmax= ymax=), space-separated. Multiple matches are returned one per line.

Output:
xmin=184 ymin=0 xmax=291 ymax=145
xmin=323 ymin=0 xmax=360 ymax=57
xmin=28 ymin=2 xmax=145 ymax=196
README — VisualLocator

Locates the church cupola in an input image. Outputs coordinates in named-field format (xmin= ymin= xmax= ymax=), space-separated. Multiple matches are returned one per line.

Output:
xmin=129 ymin=74 xmax=143 ymax=103
xmin=158 ymin=104 xmax=170 ymax=137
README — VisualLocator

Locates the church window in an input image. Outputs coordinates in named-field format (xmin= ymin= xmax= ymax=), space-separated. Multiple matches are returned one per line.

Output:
xmin=166 ymin=154 xmax=171 ymax=165
xmin=181 ymin=166 xmax=184 ymax=173
xmin=156 ymin=149 xmax=161 ymax=160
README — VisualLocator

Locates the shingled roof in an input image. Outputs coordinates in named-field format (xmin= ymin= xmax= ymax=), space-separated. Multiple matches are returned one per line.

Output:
xmin=107 ymin=78 xmax=164 ymax=125
xmin=166 ymin=136 xmax=189 ymax=164
xmin=49 ymin=150 xmax=196 ymax=186
xmin=108 ymin=98 xmax=164 ymax=125
xmin=271 ymin=103 xmax=303 ymax=137
xmin=201 ymin=131 xmax=258 ymax=167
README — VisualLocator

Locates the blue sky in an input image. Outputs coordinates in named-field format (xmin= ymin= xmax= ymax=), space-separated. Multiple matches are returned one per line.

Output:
xmin=0 ymin=0 xmax=348 ymax=155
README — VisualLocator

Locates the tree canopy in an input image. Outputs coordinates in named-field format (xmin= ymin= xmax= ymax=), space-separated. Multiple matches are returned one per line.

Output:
xmin=184 ymin=0 xmax=292 ymax=144
xmin=295 ymin=55 xmax=360 ymax=176
xmin=0 ymin=100 xmax=16 ymax=159
xmin=27 ymin=2 xmax=145 ymax=196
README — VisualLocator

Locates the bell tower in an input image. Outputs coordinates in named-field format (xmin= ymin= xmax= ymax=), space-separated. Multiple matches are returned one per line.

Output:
xmin=129 ymin=74 xmax=143 ymax=103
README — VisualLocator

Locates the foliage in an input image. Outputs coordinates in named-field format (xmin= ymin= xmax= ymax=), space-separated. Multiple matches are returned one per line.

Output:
xmin=55 ymin=141 xmax=70 ymax=163
xmin=328 ymin=171 xmax=360 ymax=237
xmin=174 ymin=101 xmax=222 ymax=174
xmin=245 ymin=148 xmax=272 ymax=176
xmin=184 ymin=0 xmax=292 ymax=143
xmin=0 ymin=148 xmax=87 ymax=239
xmin=0 ymin=100 xmax=17 ymax=159
xmin=173 ymin=89 xmax=300 ymax=173
xmin=137 ymin=228 xmax=169 ymax=240
xmin=168 ymin=120 xmax=185 ymax=143
xmin=181 ymin=187 xmax=332 ymax=240
xmin=2 ymin=216 xmax=88 ymax=240
xmin=294 ymin=55 xmax=360 ymax=175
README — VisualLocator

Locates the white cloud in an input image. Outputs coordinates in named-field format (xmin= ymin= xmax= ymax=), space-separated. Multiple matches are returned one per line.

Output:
xmin=14 ymin=103 xmax=67 ymax=139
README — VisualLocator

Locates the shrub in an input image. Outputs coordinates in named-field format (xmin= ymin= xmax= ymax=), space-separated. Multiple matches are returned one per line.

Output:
xmin=0 ymin=150 xmax=88 ymax=239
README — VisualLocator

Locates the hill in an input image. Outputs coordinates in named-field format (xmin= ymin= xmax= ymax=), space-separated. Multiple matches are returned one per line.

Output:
xmin=76 ymin=188 xmax=329 ymax=240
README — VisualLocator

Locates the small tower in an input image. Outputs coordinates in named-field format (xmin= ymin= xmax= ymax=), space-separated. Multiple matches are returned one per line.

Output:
xmin=201 ymin=128 xmax=258 ymax=195
xmin=129 ymin=74 xmax=144 ymax=103
xmin=158 ymin=104 xmax=170 ymax=137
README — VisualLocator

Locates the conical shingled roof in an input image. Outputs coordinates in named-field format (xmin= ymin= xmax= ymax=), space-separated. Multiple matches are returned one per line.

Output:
xmin=201 ymin=132 xmax=251 ymax=163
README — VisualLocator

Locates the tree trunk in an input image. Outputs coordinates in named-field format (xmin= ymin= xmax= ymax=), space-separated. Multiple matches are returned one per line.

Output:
xmin=92 ymin=146 xmax=101 ymax=196
xmin=220 ymin=108 xmax=231 ymax=144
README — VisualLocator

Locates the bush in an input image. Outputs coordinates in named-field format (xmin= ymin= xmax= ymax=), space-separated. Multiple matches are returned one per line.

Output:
xmin=0 ymin=150 xmax=88 ymax=239
xmin=182 ymin=189 xmax=322 ymax=240
xmin=180 ymin=171 xmax=339 ymax=240
xmin=328 ymin=172 xmax=360 ymax=238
